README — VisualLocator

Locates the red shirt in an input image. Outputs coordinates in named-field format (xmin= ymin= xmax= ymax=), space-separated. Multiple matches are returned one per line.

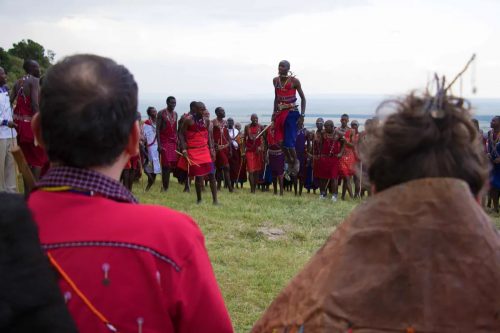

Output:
xmin=28 ymin=190 xmax=233 ymax=333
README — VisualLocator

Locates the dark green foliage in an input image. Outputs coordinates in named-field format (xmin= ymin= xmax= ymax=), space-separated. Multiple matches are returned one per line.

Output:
xmin=0 ymin=39 xmax=55 ymax=88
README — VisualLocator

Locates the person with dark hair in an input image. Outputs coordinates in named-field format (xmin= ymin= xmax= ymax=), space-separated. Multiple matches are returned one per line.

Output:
xmin=28 ymin=55 xmax=233 ymax=332
xmin=178 ymin=101 xmax=218 ymax=204
xmin=157 ymin=96 xmax=178 ymax=192
xmin=244 ymin=114 xmax=264 ymax=194
xmin=11 ymin=59 xmax=47 ymax=193
xmin=0 ymin=67 xmax=18 ymax=193
xmin=252 ymin=92 xmax=499 ymax=333
xmin=0 ymin=193 xmax=77 ymax=332
xmin=486 ymin=116 xmax=500 ymax=212
xmin=143 ymin=106 xmax=160 ymax=191
xmin=212 ymin=107 xmax=233 ymax=192
xmin=272 ymin=60 xmax=306 ymax=176
xmin=316 ymin=120 xmax=343 ymax=201
xmin=338 ymin=114 xmax=356 ymax=200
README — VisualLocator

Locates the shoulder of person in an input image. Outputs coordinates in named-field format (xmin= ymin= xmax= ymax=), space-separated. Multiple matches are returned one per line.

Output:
xmin=135 ymin=204 xmax=204 ymax=244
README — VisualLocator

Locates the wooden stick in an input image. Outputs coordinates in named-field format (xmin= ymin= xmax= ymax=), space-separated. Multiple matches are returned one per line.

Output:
xmin=446 ymin=54 xmax=476 ymax=91
xmin=255 ymin=122 xmax=273 ymax=140
xmin=10 ymin=145 xmax=36 ymax=193
xmin=175 ymin=150 xmax=201 ymax=167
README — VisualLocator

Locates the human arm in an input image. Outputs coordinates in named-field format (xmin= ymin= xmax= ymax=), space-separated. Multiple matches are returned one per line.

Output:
xmin=294 ymin=78 xmax=306 ymax=116
xmin=156 ymin=111 xmax=163 ymax=153
xmin=345 ymin=131 xmax=355 ymax=149
xmin=178 ymin=117 xmax=192 ymax=158
xmin=337 ymin=136 xmax=345 ymax=158
xmin=30 ymin=77 xmax=40 ymax=114
xmin=207 ymin=119 xmax=216 ymax=160
xmin=273 ymin=78 xmax=278 ymax=117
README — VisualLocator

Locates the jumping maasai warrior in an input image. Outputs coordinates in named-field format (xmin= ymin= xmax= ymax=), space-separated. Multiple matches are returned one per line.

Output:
xmin=244 ymin=114 xmax=264 ymax=194
xmin=144 ymin=107 xmax=161 ymax=191
xmin=178 ymin=101 xmax=218 ymax=204
xmin=294 ymin=117 xmax=307 ymax=196
xmin=265 ymin=123 xmax=285 ymax=196
xmin=338 ymin=114 xmax=356 ymax=200
xmin=212 ymin=107 xmax=233 ymax=192
xmin=156 ymin=96 xmax=178 ymax=191
xmin=316 ymin=120 xmax=344 ymax=201
xmin=273 ymin=60 xmax=306 ymax=176
xmin=11 ymin=59 xmax=47 ymax=193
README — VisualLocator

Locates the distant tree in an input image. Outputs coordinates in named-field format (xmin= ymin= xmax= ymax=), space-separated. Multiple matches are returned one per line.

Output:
xmin=0 ymin=47 xmax=13 ymax=72
xmin=8 ymin=39 xmax=53 ymax=68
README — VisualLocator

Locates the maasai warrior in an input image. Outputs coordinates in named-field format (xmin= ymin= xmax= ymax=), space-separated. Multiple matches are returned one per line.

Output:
xmin=244 ymin=114 xmax=264 ymax=194
xmin=178 ymin=101 xmax=218 ymax=204
xmin=0 ymin=66 xmax=18 ymax=193
xmin=304 ymin=130 xmax=318 ymax=193
xmin=156 ymin=96 xmax=177 ymax=191
xmin=212 ymin=107 xmax=233 ymax=192
xmin=121 ymin=113 xmax=142 ymax=192
xmin=175 ymin=112 xmax=191 ymax=192
xmin=273 ymin=60 xmax=306 ymax=176
xmin=311 ymin=117 xmax=324 ymax=191
xmin=350 ymin=120 xmax=361 ymax=197
xmin=11 ymin=59 xmax=47 ymax=193
xmin=487 ymin=116 xmax=500 ymax=213
xmin=316 ymin=120 xmax=343 ymax=201
xmin=143 ymin=106 xmax=161 ymax=191
xmin=338 ymin=114 xmax=356 ymax=200
xmin=265 ymin=123 xmax=285 ymax=196
xmin=30 ymin=55 xmax=232 ymax=333
xmin=228 ymin=118 xmax=246 ymax=189
xmin=294 ymin=116 xmax=307 ymax=196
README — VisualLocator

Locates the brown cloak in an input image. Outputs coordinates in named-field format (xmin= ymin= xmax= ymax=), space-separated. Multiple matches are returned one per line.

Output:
xmin=252 ymin=178 xmax=500 ymax=333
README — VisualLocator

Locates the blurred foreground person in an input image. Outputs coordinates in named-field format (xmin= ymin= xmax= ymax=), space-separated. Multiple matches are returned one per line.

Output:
xmin=0 ymin=193 xmax=76 ymax=333
xmin=29 ymin=55 xmax=233 ymax=333
xmin=252 ymin=92 xmax=499 ymax=333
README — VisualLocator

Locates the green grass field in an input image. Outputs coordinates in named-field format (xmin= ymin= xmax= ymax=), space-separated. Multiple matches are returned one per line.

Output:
xmin=133 ymin=180 xmax=499 ymax=333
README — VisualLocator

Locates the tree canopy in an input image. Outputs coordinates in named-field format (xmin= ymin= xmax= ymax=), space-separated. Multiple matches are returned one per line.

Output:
xmin=0 ymin=39 xmax=55 ymax=88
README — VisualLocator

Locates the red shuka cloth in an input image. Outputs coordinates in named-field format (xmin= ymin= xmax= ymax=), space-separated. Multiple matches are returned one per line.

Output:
xmin=315 ymin=134 xmax=340 ymax=179
xmin=213 ymin=120 xmax=230 ymax=168
xmin=177 ymin=116 xmax=213 ymax=176
xmin=158 ymin=111 xmax=178 ymax=168
xmin=273 ymin=79 xmax=297 ymax=143
xmin=339 ymin=129 xmax=357 ymax=177
xmin=14 ymin=89 xmax=48 ymax=167
xmin=245 ymin=125 xmax=263 ymax=172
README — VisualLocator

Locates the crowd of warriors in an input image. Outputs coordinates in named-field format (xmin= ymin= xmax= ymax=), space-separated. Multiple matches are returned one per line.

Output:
xmin=122 ymin=102 xmax=372 ymax=203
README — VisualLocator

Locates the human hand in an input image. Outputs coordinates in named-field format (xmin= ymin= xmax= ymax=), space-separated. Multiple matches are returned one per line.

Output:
xmin=8 ymin=121 xmax=16 ymax=128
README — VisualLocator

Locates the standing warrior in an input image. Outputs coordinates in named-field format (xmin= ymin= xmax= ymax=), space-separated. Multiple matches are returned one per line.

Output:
xmin=143 ymin=107 xmax=161 ymax=191
xmin=212 ymin=107 xmax=233 ymax=192
xmin=178 ymin=101 xmax=218 ymax=204
xmin=316 ymin=120 xmax=344 ymax=201
xmin=273 ymin=60 xmax=306 ymax=176
xmin=244 ymin=114 xmax=264 ymax=194
xmin=156 ymin=96 xmax=178 ymax=192
xmin=11 ymin=60 xmax=47 ymax=192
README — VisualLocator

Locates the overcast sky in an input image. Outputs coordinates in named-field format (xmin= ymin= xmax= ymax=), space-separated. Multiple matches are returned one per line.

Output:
xmin=1 ymin=0 xmax=498 ymax=100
